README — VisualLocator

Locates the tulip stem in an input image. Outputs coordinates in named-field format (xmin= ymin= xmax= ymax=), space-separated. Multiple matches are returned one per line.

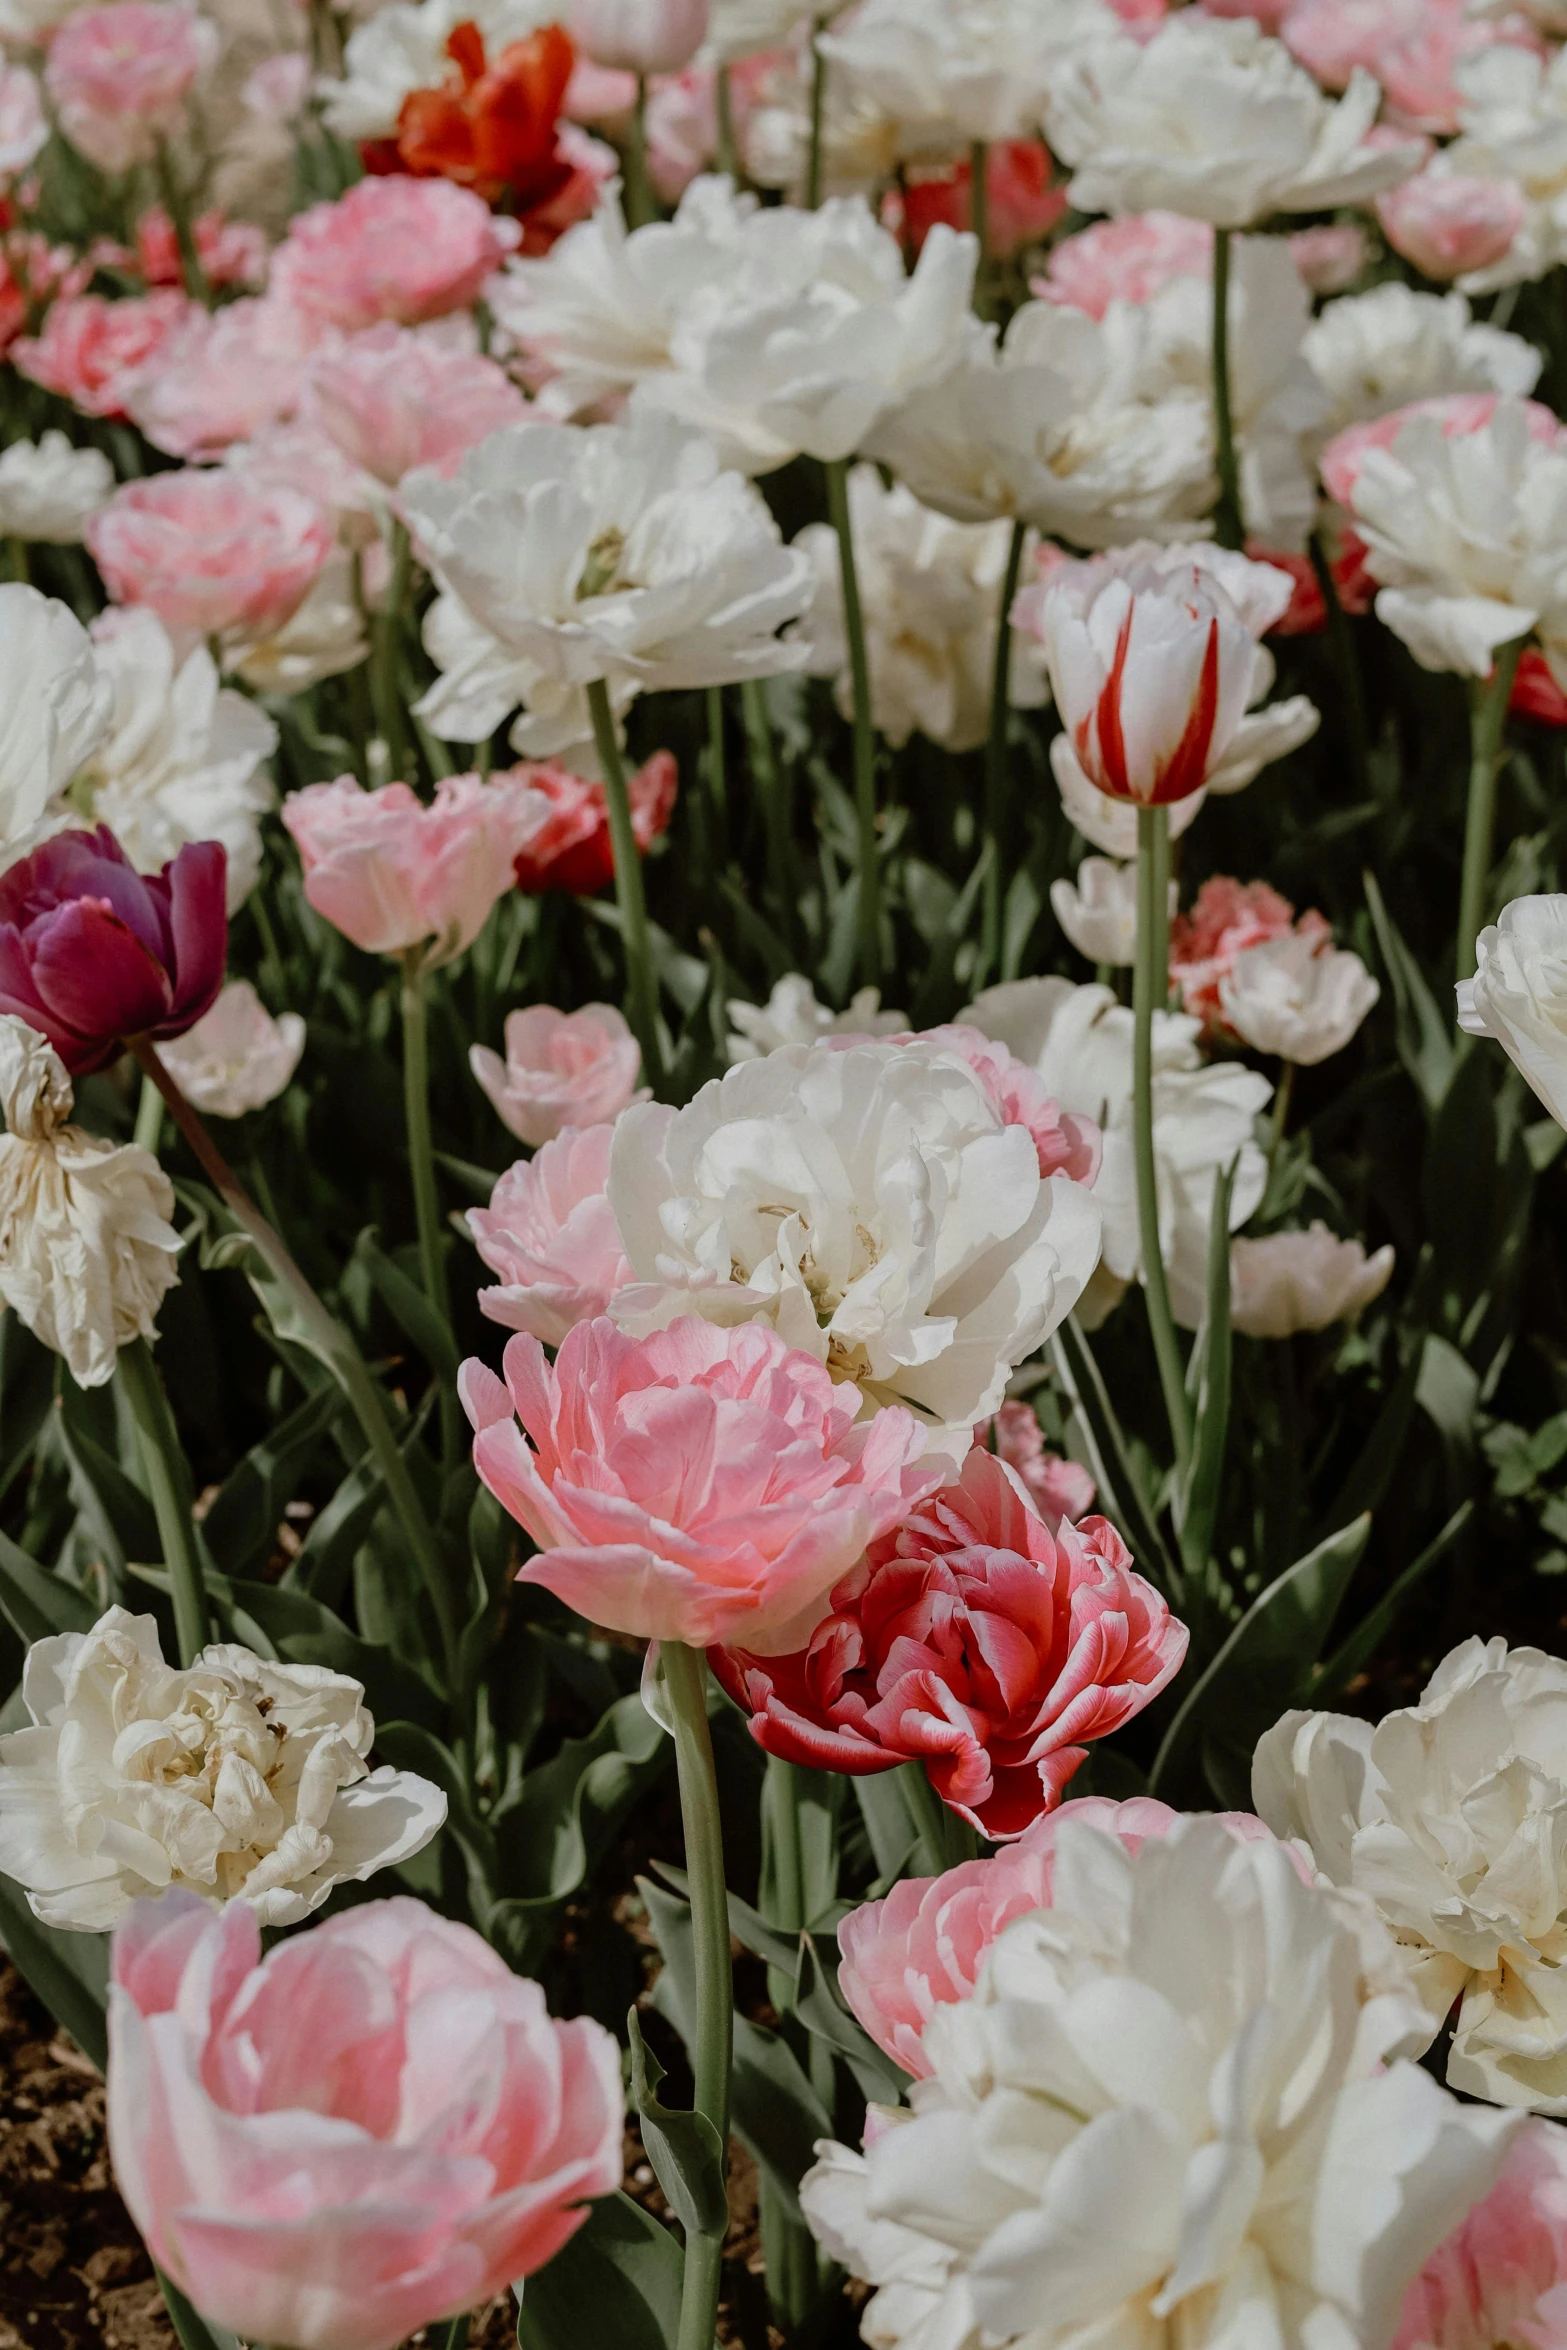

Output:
xmin=130 ymin=1039 xmax=462 ymax=1691
xmin=626 ymin=74 xmax=653 ymax=228
xmin=982 ymin=517 xmax=1028 ymax=983
xmin=587 ymin=677 xmax=668 ymax=1097
xmin=716 ymin=62 xmax=737 ymax=179
xmin=661 ymin=1642 xmax=732 ymax=2350
xmin=1456 ymin=641 xmax=1522 ymax=1003
xmin=399 ymin=951 xmax=461 ymax=1465
xmin=898 ymin=1761 xmax=953 ymax=1877
xmin=742 ymin=677 xmax=797 ymax=946
xmin=823 ymin=457 xmax=882 ymax=991
xmin=372 ymin=518 xmax=412 ymax=784
xmin=153 ymin=139 xmax=211 ymax=307
xmin=1134 ymin=806 xmax=1194 ymax=1477
xmin=117 ymin=1337 xmax=210 ymax=1667
xmin=1308 ymin=530 xmax=1369 ymax=801
xmin=133 ymin=1074 xmax=164 ymax=1154
xmin=806 ymin=16 xmax=829 ymax=208
xmin=1210 ymin=228 xmax=1244 ymax=554
xmin=969 ymin=140 xmax=989 ymax=317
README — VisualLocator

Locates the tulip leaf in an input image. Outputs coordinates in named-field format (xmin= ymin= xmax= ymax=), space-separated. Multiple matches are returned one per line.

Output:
xmin=794 ymin=1933 xmax=907 ymax=2103
xmin=374 ymin=1720 xmax=496 ymax=1915
xmin=1363 ymin=869 xmax=1454 ymax=1114
xmin=351 ymin=1226 xmax=460 ymax=1381
xmin=515 ymin=2193 xmax=682 ymax=2350
xmin=1312 ymin=1503 xmax=1473 ymax=1704
xmin=1050 ymin=1321 xmax=1181 ymax=1598
xmin=627 ymin=2007 xmax=729 ymax=2242
xmin=200 ymin=1384 xmax=346 ymax=1582
xmin=0 ymin=1872 xmax=108 ymax=2070
xmin=56 ymin=1382 xmax=160 ymax=1578
xmin=0 ymin=1526 xmax=99 ymax=1646
xmin=156 ymin=2271 xmax=241 ymax=2350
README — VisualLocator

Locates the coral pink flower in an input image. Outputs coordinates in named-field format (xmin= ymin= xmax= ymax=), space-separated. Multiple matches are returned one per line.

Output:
xmin=710 ymin=1445 xmax=1187 ymax=1838
xmin=510 ymin=752 xmax=677 ymax=896
xmin=838 ymin=1796 xmax=1277 ymax=2076
xmin=108 ymin=1889 xmax=624 ymax=2350
xmin=125 ymin=295 xmax=319 ymax=462
xmin=1512 ymin=647 xmax=1567 ymax=727
xmin=0 ymin=827 xmax=226 ymax=1076
xmin=1394 ymin=2119 xmax=1567 ymax=2350
xmin=305 ymin=324 xmax=526 ymax=488
xmin=470 ymin=1125 xmax=631 ymax=1345
xmin=892 ymin=1026 xmax=1101 ymax=1184
xmin=470 ymin=1002 xmax=645 ymax=1148
xmin=12 ymin=287 xmax=192 ymax=419
xmin=1320 ymin=392 xmax=1567 ymax=507
xmin=1377 ymin=172 xmax=1526 ymax=282
xmin=134 ymin=205 xmax=268 ymax=292
xmin=1170 ymin=876 xmax=1330 ymax=1039
xmin=1031 ymin=210 xmax=1212 ymax=316
xmin=269 ymin=175 xmax=519 ymax=332
xmin=461 ymin=1317 xmax=939 ymax=1649
xmin=894 ymin=143 xmax=1067 ymax=261
xmin=1288 ymin=222 xmax=1366 ymax=291
xmin=980 ymin=1400 xmax=1096 ymax=1528
xmin=46 ymin=2 xmax=216 ymax=174
xmin=282 ymin=772 xmax=544 ymax=962
xmin=88 ymin=470 xmax=331 ymax=642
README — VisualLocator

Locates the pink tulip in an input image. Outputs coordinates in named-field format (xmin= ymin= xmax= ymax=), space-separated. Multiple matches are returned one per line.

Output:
xmin=269 ymin=175 xmax=521 ymax=331
xmin=1394 ymin=2119 xmax=1567 ymax=2350
xmin=46 ymin=1 xmax=216 ymax=173
xmin=305 ymin=324 xmax=527 ymax=487
xmin=12 ymin=287 xmax=193 ymax=420
xmin=470 ymin=1002 xmax=645 ymax=1147
xmin=88 ymin=469 xmax=332 ymax=642
xmin=282 ymin=773 xmax=545 ymax=962
xmin=1031 ymin=210 xmax=1213 ymax=317
xmin=838 ymin=1797 xmax=1281 ymax=2075
xmin=903 ymin=1025 xmax=1102 ymax=1185
xmin=1513 ymin=646 xmax=1567 ymax=727
xmin=1377 ymin=172 xmax=1526 ymax=282
xmin=1170 ymin=875 xmax=1330 ymax=1039
xmin=1288 ymin=222 xmax=1366 ymax=292
xmin=1281 ymin=0 xmax=1417 ymax=90
xmin=134 ymin=205 xmax=269 ymax=293
xmin=108 ymin=1890 xmax=623 ymax=2350
xmin=1377 ymin=12 xmax=1541 ymax=136
xmin=711 ymin=1445 xmax=1187 ymax=1838
xmin=567 ymin=0 xmax=709 ymax=75
xmin=460 ymin=1317 xmax=940 ymax=1649
xmin=1320 ymin=392 xmax=1567 ymax=507
xmin=126 ymin=295 xmax=320 ymax=463
xmin=469 ymin=1125 xmax=632 ymax=1346
xmin=980 ymin=1400 xmax=1097 ymax=1528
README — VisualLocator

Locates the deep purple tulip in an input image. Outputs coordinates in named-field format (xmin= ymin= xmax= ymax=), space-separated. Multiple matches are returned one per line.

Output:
xmin=0 ymin=826 xmax=227 ymax=1075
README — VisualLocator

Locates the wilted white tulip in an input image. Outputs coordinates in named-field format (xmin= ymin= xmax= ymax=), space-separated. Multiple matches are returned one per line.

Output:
xmin=1231 ymin=1223 xmax=1394 ymax=1337
xmin=1049 ymin=855 xmax=1158 ymax=966
xmin=158 ymin=983 xmax=306 ymax=1120
xmin=0 ymin=1017 xmax=180 ymax=1389
xmin=1458 ymin=892 xmax=1567 ymax=1127
xmin=0 ymin=432 xmax=113 ymax=544
xmin=0 ymin=1606 xmax=447 ymax=1931
xmin=1220 ymin=931 xmax=1381 ymax=1063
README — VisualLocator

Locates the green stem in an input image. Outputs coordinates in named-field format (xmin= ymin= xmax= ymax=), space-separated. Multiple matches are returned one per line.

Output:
xmin=1210 ymin=227 xmax=1244 ymax=554
xmin=661 ymin=1643 xmax=732 ymax=2350
xmin=1456 ymin=641 xmax=1522 ymax=1000
xmin=806 ymin=16 xmax=829 ymax=208
xmin=134 ymin=1073 xmax=164 ymax=1155
xmin=823 ymin=458 xmax=881 ymax=990
xmin=741 ymin=677 xmax=796 ymax=944
xmin=116 ymin=1338 xmax=210 ymax=1666
xmin=587 ymin=678 xmax=667 ymax=1096
xmin=1308 ymin=531 xmax=1369 ymax=799
xmin=969 ymin=139 xmax=989 ymax=317
xmin=1134 ymin=806 xmax=1194 ymax=1475
xmin=705 ymin=683 xmax=729 ymax=868
xmin=372 ymin=518 xmax=412 ymax=782
xmin=154 ymin=139 xmax=211 ymax=306
xmin=715 ymin=61 xmax=737 ymax=179
xmin=7 ymin=536 xmax=26 ymax=584
xmin=626 ymin=74 xmax=652 ymax=227
xmin=897 ymin=1761 xmax=951 ymax=1878
xmin=400 ymin=952 xmax=461 ymax=1464
xmin=982 ymin=517 xmax=1028 ymax=982
xmin=131 ymin=1039 xmax=462 ymax=1690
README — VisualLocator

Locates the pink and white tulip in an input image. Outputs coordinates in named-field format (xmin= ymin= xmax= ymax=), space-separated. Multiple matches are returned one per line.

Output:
xmin=1377 ymin=172 xmax=1527 ymax=283
xmin=87 ymin=470 xmax=332 ymax=643
xmin=282 ymin=773 xmax=546 ymax=962
xmin=566 ymin=0 xmax=709 ymax=74
xmin=269 ymin=176 xmax=521 ymax=332
xmin=305 ymin=325 xmax=528 ymax=488
xmin=469 ymin=1125 xmax=632 ymax=1346
xmin=1394 ymin=2118 xmax=1567 ymax=2350
xmin=46 ymin=1 xmax=216 ymax=173
xmin=470 ymin=1003 xmax=646 ymax=1148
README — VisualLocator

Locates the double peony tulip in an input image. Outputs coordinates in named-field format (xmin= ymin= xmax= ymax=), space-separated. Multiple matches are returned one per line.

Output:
xmin=283 ymin=772 xmax=547 ymax=964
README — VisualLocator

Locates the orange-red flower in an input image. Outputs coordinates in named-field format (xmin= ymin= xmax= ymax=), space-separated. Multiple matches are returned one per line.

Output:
xmin=366 ymin=21 xmax=577 ymax=213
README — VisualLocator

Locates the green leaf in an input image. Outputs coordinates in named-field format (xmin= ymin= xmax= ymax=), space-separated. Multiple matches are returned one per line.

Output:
xmin=1313 ymin=1504 xmax=1473 ymax=1702
xmin=374 ymin=1720 xmax=496 ymax=1915
xmin=1364 ymin=870 xmax=1454 ymax=1113
xmin=795 ymin=1935 xmax=906 ymax=2103
xmin=200 ymin=1386 xmax=342 ymax=1582
xmin=1050 ymin=1321 xmax=1180 ymax=1595
xmin=516 ymin=2194 xmax=682 ymax=2350
xmin=156 ymin=2272 xmax=242 ymax=2350
xmin=57 ymin=1384 xmax=159 ymax=1574
xmin=489 ymin=1692 xmax=668 ymax=1971
xmin=352 ymin=1227 xmax=460 ymax=1381
xmin=286 ymin=1446 xmax=392 ymax=1608
xmin=0 ymin=1872 xmax=108 ymax=2069
xmin=1317 ymin=1338 xmax=1423 ymax=1538
xmin=0 ymin=1527 xmax=99 ymax=1646
xmin=650 ymin=1862 xmax=798 ymax=1975
xmin=1173 ymin=1157 xmax=1236 ymax=1577
xmin=627 ymin=2007 xmax=728 ymax=2241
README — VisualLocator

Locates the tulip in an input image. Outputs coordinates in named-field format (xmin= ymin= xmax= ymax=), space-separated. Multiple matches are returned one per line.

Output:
xmin=268 ymin=175 xmax=522 ymax=332
xmin=1220 ymin=931 xmax=1381 ymax=1063
xmin=509 ymin=752 xmax=678 ymax=896
xmin=0 ymin=826 xmax=226 ymax=1076
xmin=469 ymin=1125 xmax=631 ymax=1346
xmin=1458 ymin=892 xmax=1567 ymax=1129
xmin=304 ymin=324 xmax=527 ymax=487
xmin=1230 ymin=1223 xmax=1394 ymax=1338
xmin=981 ymin=1399 xmax=1096 ymax=1527
xmin=1050 ymin=854 xmax=1143 ymax=967
xmin=158 ymin=981 xmax=306 ymax=1119
xmin=1376 ymin=171 xmax=1526 ymax=283
xmin=567 ymin=0 xmax=709 ymax=76
xmin=107 ymin=1890 xmax=624 ymax=2350
xmin=46 ymin=0 xmax=216 ymax=175
xmin=390 ymin=23 xmax=578 ymax=211
xmin=282 ymin=773 xmax=546 ymax=963
xmin=1394 ymin=2121 xmax=1567 ymax=2350
xmin=87 ymin=469 xmax=333 ymax=645
xmin=469 ymin=1002 xmax=646 ymax=1147
xmin=1169 ymin=872 xmax=1329 ymax=1038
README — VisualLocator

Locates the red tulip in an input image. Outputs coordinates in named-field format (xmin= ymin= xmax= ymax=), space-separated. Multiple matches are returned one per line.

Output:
xmin=376 ymin=21 xmax=578 ymax=213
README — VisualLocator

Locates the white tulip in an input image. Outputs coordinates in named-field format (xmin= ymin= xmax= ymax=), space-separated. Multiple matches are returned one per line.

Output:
xmin=158 ymin=983 xmax=306 ymax=1120
xmin=1049 ymin=854 xmax=1161 ymax=967
xmin=605 ymin=1035 xmax=1103 ymax=1445
xmin=401 ymin=412 xmax=813 ymax=701
xmin=704 ymin=0 xmax=817 ymax=62
xmin=415 ymin=588 xmax=640 ymax=758
xmin=0 ymin=583 xmax=111 ymax=866
xmin=1255 ymin=1636 xmax=1567 ymax=2110
xmin=318 ymin=0 xmax=559 ymax=139
xmin=965 ymin=976 xmax=1270 ymax=1327
xmin=788 ymin=467 xmax=1048 ymax=752
xmin=1220 ymin=932 xmax=1381 ymax=1064
xmin=0 ymin=1605 xmax=447 ymax=1931
xmin=0 ymin=433 xmax=112 ymax=545
xmin=77 ymin=610 xmax=278 ymax=912
xmin=818 ymin=0 xmax=1117 ymax=155
xmin=1435 ymin=46 xmax=1567 ymax=296
xmin=0 ymin=1017 xmax=180 ymax=1389
xmin=1458 ymin=892 xmax=1567 ymax=1127
xmin=226 ymin=550 xmax=370 ymax=696
xmin=1231 ymin=1223 xmax=1394 ymax=1337
xmin=801 ymin=1818 xmax=1515 ymax=2350
xmin=1042 ymin=15 xmax=1423 ymax=228
xmin=0 ymin=62 xmax=46 ymax=178
xmin=1303 ymin=283 xmax=1541 ymax=438
xmin=727 ymin=974 xmax=908 ymax=1061
xmin=567 ymin=0 xmax=708 ymax=75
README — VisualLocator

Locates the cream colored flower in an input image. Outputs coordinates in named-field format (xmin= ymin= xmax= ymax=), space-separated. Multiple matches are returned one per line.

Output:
xmin=0 ymin=583 xmax=110 ymax=866
xmin=0 ymin=432 xmax=112 ymax=544
xmin=0 ymin=1017 xmax=180 ymax=1389
xmin=1303 ymin=283 xmax=1541 ymax=439
xmin=819 ymin=0 xmax=1117 ymax=156
xmin=1049 ymin=855 xmax=1162 ymax=967
xmin=0 ymin=1606 xmax=447 ymax=1931
xmin=1231 ymin=1223 xmax=1394 ymax=1338
xmin=1220 ymin=932 xmax=1380 ymax=1064
xmin=1458 ymin=892 xmax=1567 ymax=1127
xmin=158 ymin=983 xmax=306 ymax=1120
xmin=727 ymin=973 xmax=908 ymax=1061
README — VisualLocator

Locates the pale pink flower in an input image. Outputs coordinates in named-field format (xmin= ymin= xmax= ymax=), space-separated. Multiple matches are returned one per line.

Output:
xmin=470 ymin=1003 xmax=645 ymax=1149
xmin=305 ymin=325 xmax=526 ymax=488
xmin=12 ymin=288 xmax=192 ymax=420
xmin=1320 ymin=391 xmax=1567 ymax=506
xmin=1394 ymin=2119 xmax=1567 ymax=2350
xmin=1377 ymin=12 xmax=1542 ymax=137
xmin=0 ymin=64 xmax=47 ymax=180
xmin=1170 ymin=875 xmax=1330 ymax=1038
xmin=899 ymin=1025 xmax=1102 ymax=1184
xmin=242 ymin=52 xmax=310 ymax=121
xmin=460 ymin=1317 xmax=940 ymax=1650
xmin=1202 ymin=0 xmax=1294 ymax=30
xmin=981 ymin=1399 xmax=1097 ymax=1528
xmin=1281 ymin=0 xmax=1417 ymax=91
xmin=563 ymin=57 xmax=638 ymax=125
xmin=1288 ymin=221 xmax=1366 ymax=291
xmin=108 ymin=1890 xmax=623 ymax=2350
xmin=1031 ymin=210 xmax=1213 ymax=316
xmin=125 ymin=295 xmax=320 ymax=462
xmin=282 ymin=772 xmax=544 ymax=962
xmin=567 ymin=0 xmax=709 ymax=76
xmin=87 ymin=470 xmax=332 ymax=642
xmin=268 ymin=176 xmax=520 ymax=332
xmin=46 ymin=2 xmax=217 ymax=174
xmin=469 ymin=1125 xmax=632 ymax=1346
xmin=837 ymin=1796 xmax=1280 ymax=2077
xmin=1377 ymin=172 xmax=1526 ymax=283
